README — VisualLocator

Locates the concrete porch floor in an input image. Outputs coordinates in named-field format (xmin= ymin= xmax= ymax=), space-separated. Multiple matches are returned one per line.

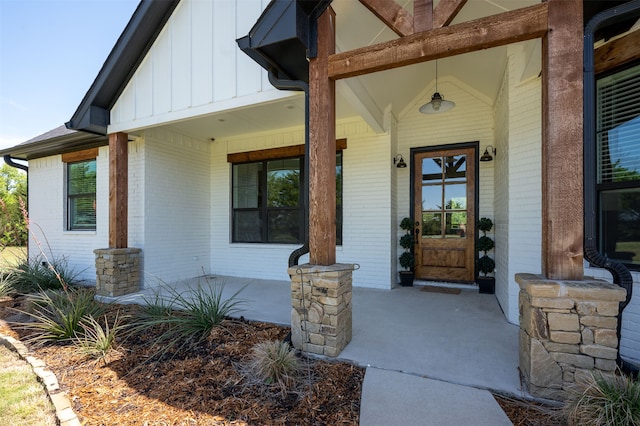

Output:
xmin=101 ymin=275 xmax=522 ymax=397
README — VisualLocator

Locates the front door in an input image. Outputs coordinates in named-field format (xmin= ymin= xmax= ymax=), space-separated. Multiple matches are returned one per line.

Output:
xmin=413 ymin=146 xmax=476 ymax=282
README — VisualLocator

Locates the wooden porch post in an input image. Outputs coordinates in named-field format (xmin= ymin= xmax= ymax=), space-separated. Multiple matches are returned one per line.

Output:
xmin=309 ymin=8 xmax=336 ymax=266
xmin=108 ymin=132 xmax=128 ymax=248
xmin=541 ymin=0 xmax=583 ymax=280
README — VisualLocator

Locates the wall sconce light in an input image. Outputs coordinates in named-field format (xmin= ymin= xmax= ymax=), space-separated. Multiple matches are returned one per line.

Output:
xmin=480 ymin=146 xmax=496 ymax=162
xmin=394 ymin=154 xmax=407 ymax=168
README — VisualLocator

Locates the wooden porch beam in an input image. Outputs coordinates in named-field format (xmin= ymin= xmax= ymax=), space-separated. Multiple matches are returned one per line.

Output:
xmin=541 ymin=0 xmax=583 ymax=280
xmin=433 ymin=0 xmax=467 ymax=28
xmin=309 ymin=7 xmax=336 ymax=265
xmin=358 ymin=0 xmax=414 ymax=37
xmin=329 ymin=2 xmax=548 ymax=80
xmin=594 ymin=29 xmax=640 ymax=75
xmin=108 ymin=132 xmax=128 ymax=248
xmin=413 ymin=0 xmax=433 ymax=33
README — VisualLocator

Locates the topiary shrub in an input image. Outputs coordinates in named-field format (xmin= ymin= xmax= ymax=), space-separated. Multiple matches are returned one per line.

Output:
xmin=477 ymin=217 xmax=495 ymax=276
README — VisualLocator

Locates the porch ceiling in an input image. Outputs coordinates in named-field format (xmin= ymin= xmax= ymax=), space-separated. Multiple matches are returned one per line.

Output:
xmin=157 ymin=0 xmax=625 ymax=142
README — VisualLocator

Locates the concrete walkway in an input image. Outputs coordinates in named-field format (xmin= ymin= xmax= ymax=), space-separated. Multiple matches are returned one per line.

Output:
xmin=360 ymin=368 xmax=512 ymax=425
xmin=101 ymin=275 xmax=521 ymax=425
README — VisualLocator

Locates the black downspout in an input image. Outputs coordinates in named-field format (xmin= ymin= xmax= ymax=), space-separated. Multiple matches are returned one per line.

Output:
xmin=584 ymin=0 xmax=640 ymax=376
xmin=267 ymin=70 xmax=311 ymax=267
xmin=4 ymin=155 xmax=29 ymax=257
xmin=4 ymin=155 xmax=28 ymax=172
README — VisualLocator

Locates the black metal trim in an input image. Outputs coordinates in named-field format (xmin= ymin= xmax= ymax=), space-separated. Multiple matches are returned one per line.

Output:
xmin=66 ymin=0 xmax=180 ymax=134
xmin=3 ymin=155 xmax=28 ymax=172
xmin=584 ymin=0 xmax=640 ymax=376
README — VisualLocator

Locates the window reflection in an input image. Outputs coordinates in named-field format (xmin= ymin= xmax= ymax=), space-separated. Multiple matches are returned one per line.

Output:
xmin=420 ymin=154 xmax=467 ymax=239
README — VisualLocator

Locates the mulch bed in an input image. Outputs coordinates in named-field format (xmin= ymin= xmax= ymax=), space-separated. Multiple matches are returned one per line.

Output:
xmin=0 ymin=294 xmax=565 ymax=425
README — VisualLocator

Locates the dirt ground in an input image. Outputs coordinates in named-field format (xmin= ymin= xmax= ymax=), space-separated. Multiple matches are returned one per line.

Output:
xmin=0 ymin=296 xmax=564 ymax=425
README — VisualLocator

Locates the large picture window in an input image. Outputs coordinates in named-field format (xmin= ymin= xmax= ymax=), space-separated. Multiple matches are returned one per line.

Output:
xmin=67 ymin=159 xmax=96 ymax=230
xmin=232 ymin=153 xmax=342 ymax=244
xmin=596 ymin=62 xmax=640 ymax=269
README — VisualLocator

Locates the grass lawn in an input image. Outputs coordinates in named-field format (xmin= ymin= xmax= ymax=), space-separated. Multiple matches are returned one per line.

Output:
xmin=0 ymin=246 xmax=26 ymax=272
xmin=616 ymin=241 xmax=640 ymax=263
xmin=0 ymin=345 xmax=56 ymax=425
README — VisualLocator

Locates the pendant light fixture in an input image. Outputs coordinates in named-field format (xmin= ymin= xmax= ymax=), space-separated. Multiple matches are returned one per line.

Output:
xmin=419 ymin=61 xmax=455 ymax=114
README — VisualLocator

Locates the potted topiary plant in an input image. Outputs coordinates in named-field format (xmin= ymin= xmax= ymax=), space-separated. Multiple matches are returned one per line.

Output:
xmin=477 ymin=217 xmax=495 ymax=294
xmin=399 ymin=217 xmax=415 ymax=287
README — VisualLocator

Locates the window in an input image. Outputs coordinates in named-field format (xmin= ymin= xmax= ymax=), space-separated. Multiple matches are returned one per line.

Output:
xmin=232 ymin=153 xmax=342 ymax=244
xmin=67 ymin=159 xmax=96 ymax=230
xmin=596 ymin=62 xmax=640 ymax=269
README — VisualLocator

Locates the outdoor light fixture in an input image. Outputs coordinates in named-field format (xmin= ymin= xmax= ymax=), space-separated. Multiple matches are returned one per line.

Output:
xmin=394 ymin=154 xmax=407 ymax=168
xmin=419 ymin=61 xmax=455 ymax=114
xmin=480 ymin=146 xmax=496 ymax=162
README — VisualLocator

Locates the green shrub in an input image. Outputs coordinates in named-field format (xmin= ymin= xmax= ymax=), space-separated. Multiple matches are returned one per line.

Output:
xmin=17 ymin=287 xmax=106 ymax=344
xmin=564 ymin=370 xmax=640 ymax=426
xmin=244 ymin=340 xmax=301 ymax=397
xmin=130 ymin=279 xmax=246 ymax=357
xmin=12 ymin=256 xmax=80 ymax=293
xmin=73 ymin=314 xmax=123 ymax=365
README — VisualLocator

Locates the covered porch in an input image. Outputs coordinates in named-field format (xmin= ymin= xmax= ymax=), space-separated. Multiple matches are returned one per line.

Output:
xmin=100 ymin=276 xmax=521 ymax=396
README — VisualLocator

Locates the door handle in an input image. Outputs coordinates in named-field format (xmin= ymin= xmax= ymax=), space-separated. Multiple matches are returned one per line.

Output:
xmin=415 ymin=221 xmax=420 ymax=239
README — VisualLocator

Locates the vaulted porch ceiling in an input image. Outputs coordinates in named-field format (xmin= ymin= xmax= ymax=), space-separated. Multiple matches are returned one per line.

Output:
xmin=161 ymin=0 xmax=629 ymax=142
xmin=162 ymin=0 xmax=539 ymax=141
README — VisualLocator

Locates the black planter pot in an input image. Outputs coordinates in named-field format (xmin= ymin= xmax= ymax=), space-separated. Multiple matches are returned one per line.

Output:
xmin=399 ymin=271 xmax=415 ymax=287
xmin=477 ymin=276 xmax=495 ymax=294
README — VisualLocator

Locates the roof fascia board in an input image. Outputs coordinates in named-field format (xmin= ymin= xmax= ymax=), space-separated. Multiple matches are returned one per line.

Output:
xmin=66 ymin=0 xmax=180 ymax=135
xmin=0 ymin=132 xmax=108 ymax=161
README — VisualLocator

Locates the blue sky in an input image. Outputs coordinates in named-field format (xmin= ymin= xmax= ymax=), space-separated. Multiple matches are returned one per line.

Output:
xmin=0 ymin=0 xmax=140 ymax=149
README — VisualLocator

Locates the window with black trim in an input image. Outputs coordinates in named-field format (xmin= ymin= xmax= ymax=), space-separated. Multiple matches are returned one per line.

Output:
xmin=596 ymin=62 xmax=640 ymax=269
xmin=232 ymin=153 xmax=342 ymax=244
xmin=67 ymin=159 xmax=96 ymax=230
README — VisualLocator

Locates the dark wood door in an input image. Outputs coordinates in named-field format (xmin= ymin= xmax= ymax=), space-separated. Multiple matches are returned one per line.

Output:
xmin=413 ymin=147 xmax=476 ymax=282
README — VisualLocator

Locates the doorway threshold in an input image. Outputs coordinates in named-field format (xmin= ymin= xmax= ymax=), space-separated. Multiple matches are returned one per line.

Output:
xmin=413 ymin=280 xmax=477 ymax=290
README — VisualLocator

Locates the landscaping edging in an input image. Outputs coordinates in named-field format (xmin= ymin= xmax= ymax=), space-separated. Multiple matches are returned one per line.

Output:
xmin=0 ymin=333 xmax=81 ymax=426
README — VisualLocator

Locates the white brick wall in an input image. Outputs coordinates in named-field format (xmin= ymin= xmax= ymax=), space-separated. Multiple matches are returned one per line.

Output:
xmin=585 ymin=265 xmax=640 ymax=366
xmin=338 ymin=120 xmax=393 ymax=289
xmin=210 ymin=118 xmax=393 ymax=288
xmin=27 ymin=141 xmax=146 ymax=283
xmin=141 ymin=128 xmax=211 ymax=284
xmin=397 ymin=78 xmax=495 ymax=282
xmin=493 ymin=46 xmax=543 ymax=324
xmin=494 ymin=63 xmax=510 ymax=317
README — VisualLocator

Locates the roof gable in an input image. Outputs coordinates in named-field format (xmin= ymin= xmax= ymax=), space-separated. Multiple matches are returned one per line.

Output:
xmin=66 ymin=0 xmax=179 ymax=135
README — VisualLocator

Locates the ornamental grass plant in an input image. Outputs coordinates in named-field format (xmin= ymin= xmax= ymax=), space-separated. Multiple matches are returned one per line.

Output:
xmin=16 ymin=287 xmax=106 ymax=344
xmin=241 ymin=339 xmax=302 ymax=398
xmin=12 ymin=255 xmax=81 ymax=293
xmin=73 ymin=313 xmax=124 ymax=365
xmin=0 ymin=272 xmax=15 ymax=298
xmin=564 ymin=369 xmax=640 ymax=426
xmin=129 ymin=278 xmax=246 ymax=359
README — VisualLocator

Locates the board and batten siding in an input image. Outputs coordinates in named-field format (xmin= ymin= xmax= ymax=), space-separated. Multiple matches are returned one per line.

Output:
xmin=109 ymin=0 xmax=295 ymax=134
xmin=210 ymin=117 xmax=393 ymax=289
xmin=140 ymin=128 xmax=211 ymax=284
xmin=26 ymin=141 xmax=144 ymax=282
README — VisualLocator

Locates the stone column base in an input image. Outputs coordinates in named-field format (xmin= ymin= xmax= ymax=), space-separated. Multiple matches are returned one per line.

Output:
xmin=94 ymin=248 xmax=142 ymax=297
xmin=288 ymin=263 xmax=354 ymax=357
xmin=516 ymin=273 xmax=626 ymax=400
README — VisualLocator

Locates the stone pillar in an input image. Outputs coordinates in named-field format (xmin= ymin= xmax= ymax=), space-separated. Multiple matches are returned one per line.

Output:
xmin=288 ymin=264 xmax=353 ymax=357
xmin=94 ymin=248 xmax=142 ymax=297
xmin=517 ymin=273 xmax=626 ymax=400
